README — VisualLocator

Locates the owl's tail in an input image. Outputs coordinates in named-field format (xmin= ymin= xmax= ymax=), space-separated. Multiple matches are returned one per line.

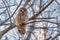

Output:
xmin=18 ymin=23 xmax=26 ymax=35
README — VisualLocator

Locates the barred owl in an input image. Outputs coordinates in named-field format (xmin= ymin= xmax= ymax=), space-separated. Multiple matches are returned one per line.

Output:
xmin=15 ymin=8 xmax=28 ymax=35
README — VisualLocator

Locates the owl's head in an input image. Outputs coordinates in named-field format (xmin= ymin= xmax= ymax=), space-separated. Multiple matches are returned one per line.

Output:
xmin=19 ymin=8 xmax=27 ymax=14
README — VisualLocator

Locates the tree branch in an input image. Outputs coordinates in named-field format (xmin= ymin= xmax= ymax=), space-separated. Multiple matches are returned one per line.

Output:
xmin=0 ymin=23 xmax=16 ymax=39
xmin=0 ymin=0 xmax=22 ymax=26
xmin=29 ymin=0 xmax=55 ymax=20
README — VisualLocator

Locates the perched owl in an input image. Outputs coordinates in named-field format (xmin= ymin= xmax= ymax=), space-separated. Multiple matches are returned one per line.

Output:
xmin=15 ymin=8 xmax=28 ymax=35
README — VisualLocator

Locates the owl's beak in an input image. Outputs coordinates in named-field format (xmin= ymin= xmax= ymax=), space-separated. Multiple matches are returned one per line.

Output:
xmin=20 ymin=11 xmax=24 ymax=14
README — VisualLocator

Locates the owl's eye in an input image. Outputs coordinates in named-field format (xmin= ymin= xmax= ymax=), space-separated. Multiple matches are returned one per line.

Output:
xmin=20 ymin=9 xmax=25 ymax=12
xmin=24 ymin=9 xmax=26 ymax=11
xmin=20 ymin=9 xmax=22 ymax=11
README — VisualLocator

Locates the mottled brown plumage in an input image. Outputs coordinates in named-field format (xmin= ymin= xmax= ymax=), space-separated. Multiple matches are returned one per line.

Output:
xmin=15 ymin=8 xmax=28 ymax=35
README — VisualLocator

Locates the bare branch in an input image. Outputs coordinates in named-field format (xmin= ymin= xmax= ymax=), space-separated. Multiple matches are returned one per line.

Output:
xmin=55 ymin=0 xmax=60 ymax=5
xmin=0 ymin=19 xmax=59 ymax=39
xmin=0 ymin=0 xmax=22 ymax=26
xmin=29 ymin=0 xmax=55 ymax=20
xmin=0 ymin=23 xmax=16 ymax=39
xmin=23 ymin=0 xmax=30 ymax=7
xmin=52 ymin=33 xmax=60 ymax=40
xmin=2 ymin=0 xmax=12 ymax=24
xmin=27 ymin=20 xmax=59 ymax=25
xmin=31 ymin=17 xmax=55 ymax=19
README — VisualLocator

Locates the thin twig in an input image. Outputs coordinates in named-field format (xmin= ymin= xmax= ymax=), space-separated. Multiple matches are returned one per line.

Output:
xmin=2 ymin=0 xmax=12 ymax=24
xmin=0 ymin=23 xmax=16 ymax=39
xmin=29 ymin=0 xmax=55 ymax=20
xmin=0 ymin=0 xmax=22 ymax=26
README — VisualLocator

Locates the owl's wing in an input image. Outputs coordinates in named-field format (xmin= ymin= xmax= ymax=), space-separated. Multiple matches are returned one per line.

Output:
xmin=15 ymin=13 xmax=22 ymax=26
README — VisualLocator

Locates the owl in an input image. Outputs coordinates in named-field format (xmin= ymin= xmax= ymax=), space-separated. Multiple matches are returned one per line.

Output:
xmin=15 ymin=8 xmax=28 ymax=35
